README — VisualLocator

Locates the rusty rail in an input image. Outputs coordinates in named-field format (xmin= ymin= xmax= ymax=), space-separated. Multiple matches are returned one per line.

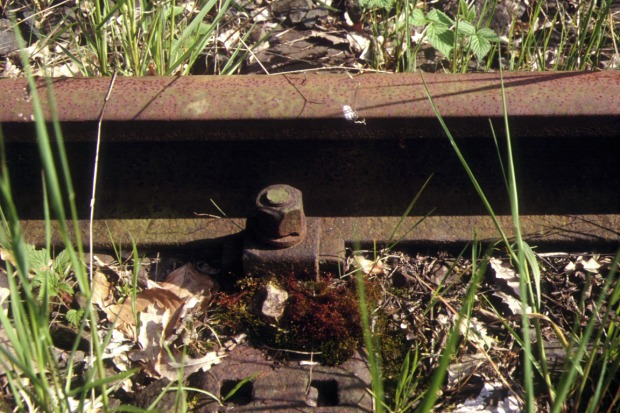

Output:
xmin=1 ymin=73 xmax=619 ymax=265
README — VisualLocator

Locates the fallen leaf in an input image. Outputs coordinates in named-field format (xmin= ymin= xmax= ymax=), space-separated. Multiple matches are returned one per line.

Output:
xmin=346 ymin=32 xmax=369 ymax=55
xmin=99 ymin=263 xmax=219 ymax=378
xmin=309 ymin=30 xmax=348 ymax=46
xmin=353 ymin=255 xmax=385 ymax=276
xmin=492 ymin=290 xmax=527 ymax=315
xmin=0 ymin=268 xmax=10 ymax=315
xmin=490 ymin=258 xmax=520 ymax=297
xmin=0 ymin=247 xmax=15 ymax=266
xmin=565 ymin=255 xmax=602 ymax=273
xmin=91 ymin=271 xmax=112 ymax=309
xmin=160 ymin=263 xmax=217 ymax=302
xmin=458 ymin=316 xmax=495 ymax=350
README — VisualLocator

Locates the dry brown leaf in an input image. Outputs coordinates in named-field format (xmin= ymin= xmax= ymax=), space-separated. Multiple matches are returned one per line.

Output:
xmin=98 ymin=263 xmax=219 ymax=378
xmin=309 ymin=30 xmax=348 ymax=46
xmin=0 ymin=247 xmax=15 ymax=266
xmin=107 ymin=288 xmax=184 ymax=324
xmin=490 ymin=258 xmax=520 ymax=297
xmin=91 ymin=270 xmax=112 ymax=309
xmin=353 ymin=255 xmax=385 ymax=276
xmin=160 ymin=263 xmax=217 ymax=302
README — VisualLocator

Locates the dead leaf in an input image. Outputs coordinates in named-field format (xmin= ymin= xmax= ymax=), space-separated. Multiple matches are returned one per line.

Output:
xmin=91 ymin=271 xmax=112 ymax=309
xmin=0 ymin=268 xmax=10 ymax=315
xmin=492 ymin=290 xmax=526 ymax=316
xmin=458 ymin=316 xmax=496 ymax=350
xmin=98 ymin=263 xmax=219 ymax=379
xmin=490 ymin=258 xmax=520 ymax=297
xmin=564 ymin=255 xmax=602 ymax=273
xmin=0 ymin=247 xmax=16 ymax=266
xmin=160 ymin=263 xmax=217 ymax=302
xmin=346 ymin=32 xmax=369 ymax=55
xmin=353 ymin=255 xmax=385 ymax=276
xmin=309 ymin=30 xmax=348 ymax=46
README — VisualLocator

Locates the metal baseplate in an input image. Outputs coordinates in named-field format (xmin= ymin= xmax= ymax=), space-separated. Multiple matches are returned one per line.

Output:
xmin=189 ymin=345 xmax=373 ymax=412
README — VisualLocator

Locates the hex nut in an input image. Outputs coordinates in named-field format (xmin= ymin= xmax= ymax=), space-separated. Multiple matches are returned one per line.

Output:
xmin=254 ymin=184 xmax=306 ymax=247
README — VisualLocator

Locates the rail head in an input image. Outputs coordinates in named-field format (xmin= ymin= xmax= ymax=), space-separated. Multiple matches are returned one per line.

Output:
xmin=1 ymin=72 xmax=618 ymax=136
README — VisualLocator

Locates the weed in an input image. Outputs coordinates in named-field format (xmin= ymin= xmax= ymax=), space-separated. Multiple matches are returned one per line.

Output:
xmin=358 ymin=0 xmax=499 ymax=71
xmin=418 ymin=72 xmax=620 ymax=411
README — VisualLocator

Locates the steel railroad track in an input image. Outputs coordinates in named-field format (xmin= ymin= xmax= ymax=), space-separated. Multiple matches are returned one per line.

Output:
xmin=1 ymin=72 xmax=618 ymax=263
xmin=2 ymin=71 xmax=619 ymax=412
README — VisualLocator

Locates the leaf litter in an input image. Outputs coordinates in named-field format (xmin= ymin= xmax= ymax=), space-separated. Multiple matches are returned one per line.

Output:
xmin=93 ymin=262 xmax=221 ymax=381
xmin=0 ymin=246 xmax=618 ymax=410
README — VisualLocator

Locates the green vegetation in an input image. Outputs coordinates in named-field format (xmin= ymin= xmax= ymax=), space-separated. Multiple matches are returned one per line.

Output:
xmin=347 ymin=74 xmax=620 ymax=412
xmin=2 ymin=0 xmax=618 ymax=75
xmin=359 ymin=0 xmax=500 ymax=71
xmin=1 ymin=1 xmax=619 ymax=411
xmin=0 ymin=44 xmax=129 ymax=412
xmin=4 ymin=0 xmax=255 ymax=76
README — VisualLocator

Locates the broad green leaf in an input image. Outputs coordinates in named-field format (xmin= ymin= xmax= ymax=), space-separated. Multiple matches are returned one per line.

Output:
xmin=66 ymin=309 xmax=85 ymax=327
xmin=197 ymin=21 xmax=211 ymax=35
xmin=477 ymin=27 xmax=499 ymax=40
xmin=469 ymin=32 xmax=492 ymax=60
xmin=456 ymin=19 xmax=476 ymax=36
xmin=410 ymin=8 xmax=427 ymax=26
xmin=427 ymin=24 xmax=454 ymax=57
xmin=360 ymin=0 xmax=394 ymax=10
xmin=170 ymin=6 xmax=185 ymax=17
xmin=426 ymin=9 xmax=454 ymax=27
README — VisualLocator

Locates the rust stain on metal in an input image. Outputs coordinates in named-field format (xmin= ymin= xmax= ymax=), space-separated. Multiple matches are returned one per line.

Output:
xmin=243 ymin=218 xmax=321 ymax=278
xmin=1 ymin=72 xmax=618 ymax=124
xmin=19 ymin=215 xmax=620 ymax=250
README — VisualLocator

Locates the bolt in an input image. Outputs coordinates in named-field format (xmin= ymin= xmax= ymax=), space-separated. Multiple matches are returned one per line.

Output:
xmin=254 ymin=184 xmax=306 ymax=247
xmin=265 ymin=187 xmax=291 ymax=206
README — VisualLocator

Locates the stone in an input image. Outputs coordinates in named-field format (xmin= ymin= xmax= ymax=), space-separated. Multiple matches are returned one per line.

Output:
xmin=260 ymin=282 xmax=288 ymax=322
xmin=0 ymin=19 xmax=19 ymax=55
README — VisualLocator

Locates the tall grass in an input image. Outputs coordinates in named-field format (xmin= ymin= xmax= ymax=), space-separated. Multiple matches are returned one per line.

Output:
xmin=356 ymin=72 xmax=620 ymax=412
xmin=75 ymin=0 xmax=230 ymax=76
xmin=506 ymin=0 xmax=616 ymax=71
xmin=0 ymin=38 xmax=133 ymax=412
xmin=417 ymin=72 xmax=619 ymax=411
xmin=57 ymin=0 xmax=253 ymax=76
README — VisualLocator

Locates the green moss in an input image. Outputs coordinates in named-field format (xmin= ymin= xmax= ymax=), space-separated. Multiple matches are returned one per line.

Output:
xmin=214 ymin=274 xmax=361 ymax=366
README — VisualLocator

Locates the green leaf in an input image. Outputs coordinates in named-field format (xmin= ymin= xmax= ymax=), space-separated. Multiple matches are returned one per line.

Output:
xmin=456 ymin=20 xmax=476 ymax=36
xmin=426 ymin=9 xmax=454 ymax=27
xmin=27 ymin=244 xmax=50 ymax=272
xmin=477 ymin=27 xmax=499 ymax=40
xmin=459 ymin=0 xmax=476 ymax=21
xmin=427 ymin=24 xmax=454 ymax=57
xmin=410 ymin=8 xmax=427 ymax=26
xmin=360 ymin=0 xmax=394 ymax=10
xmin=469 ymin=32 xmax=492 ymax=60
xmin=171 ymin=6 xmax=185 ymax=17
xmin=66 ymin=309 xmax=84 ymax=327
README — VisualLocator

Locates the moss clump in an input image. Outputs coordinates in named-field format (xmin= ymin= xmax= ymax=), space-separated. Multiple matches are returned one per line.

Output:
xmin=214 ymin=274 xmax=361 ymax=366
xmin=276 ymin=276 xmax=362 ymax=365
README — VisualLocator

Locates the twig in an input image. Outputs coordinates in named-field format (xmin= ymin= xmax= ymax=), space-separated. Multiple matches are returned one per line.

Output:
xmin=88 ymin=71 xmax=117 ymax=404
xmin=90 ymin=71 xmax=117 ymax=278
